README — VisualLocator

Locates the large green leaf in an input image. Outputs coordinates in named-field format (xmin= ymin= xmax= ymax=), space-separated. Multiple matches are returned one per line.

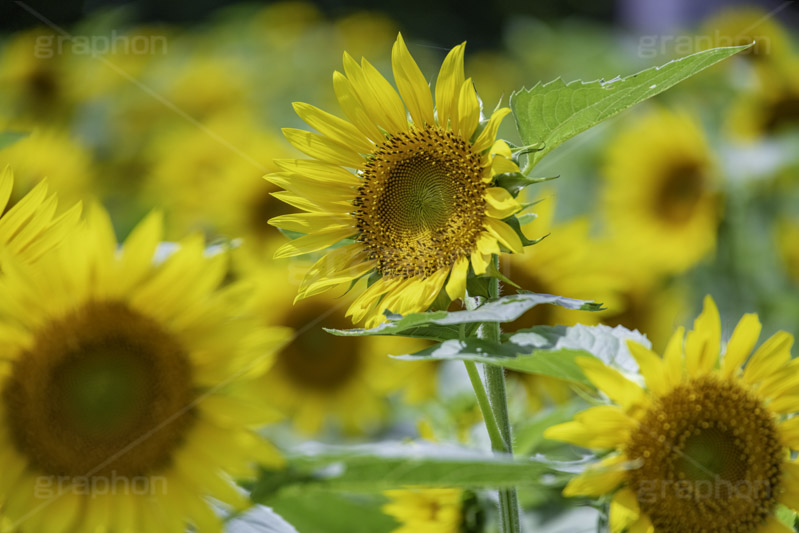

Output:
xmin=325 ymin=293 xmax=602 ymax=340
xmin=391 ymin=323 xmax=650 ymax=385
xmin=257 ymin=493 xmax=397 ymax=533
xmin=251 ymin=443 xmax=554 ymax=496
xmin=511 ymin=44 xmax=751 ymax=169
xmin=393 ymin=338 xmax=595 ymax=385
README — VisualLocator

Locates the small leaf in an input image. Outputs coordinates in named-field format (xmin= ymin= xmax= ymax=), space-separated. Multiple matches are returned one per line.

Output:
xmin=325 ymin=293 xmax=602 ymax=339
xmin=511 ymin=44 xmax=752 ymax=169
xmin=494 ymin=172 xmax=559 ymax=196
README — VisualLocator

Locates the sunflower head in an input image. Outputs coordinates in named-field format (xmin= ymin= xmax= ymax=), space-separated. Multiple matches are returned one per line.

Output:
xmin=268 ymin=33 xmax=529 ymax=326
xmin=546 ymin=296 xmax=799 ymax=533
xmin=0 ymin=205 xmax=289 ymax=531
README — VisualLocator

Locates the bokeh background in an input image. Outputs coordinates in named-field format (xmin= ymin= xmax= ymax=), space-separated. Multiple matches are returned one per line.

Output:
xmin=2 ymin=1 xmax=799 ymax=531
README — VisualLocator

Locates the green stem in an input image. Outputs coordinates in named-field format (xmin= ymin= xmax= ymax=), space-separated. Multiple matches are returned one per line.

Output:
xmin=479 ymin=256 xmax=521 ymax=533
xmin=463 ymin=361 xmax=505 ymax=451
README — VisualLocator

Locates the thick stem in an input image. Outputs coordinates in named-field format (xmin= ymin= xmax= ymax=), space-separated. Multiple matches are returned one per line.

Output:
xmin=480 ymin=256 xmax=521 ymax=533
xmin=463 ymin=361 xmax=505 ymax=451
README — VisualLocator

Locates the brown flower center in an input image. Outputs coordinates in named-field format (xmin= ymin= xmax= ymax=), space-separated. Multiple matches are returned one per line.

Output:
xmin=354 ymin=126 xmax=487 ymax=279
xmin=4 ymin=301 xmax=194 ymax=478
xmin=625 ymin=377 xmax=782 ymax=532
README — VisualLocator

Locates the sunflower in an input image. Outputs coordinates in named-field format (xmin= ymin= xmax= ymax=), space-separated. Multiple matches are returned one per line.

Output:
xmin=382 ymin=488 xmax=464 ymax=533
xmin=699 ymin=6 xmax=793 ymax=63
xmin=546 ymin=296 xmax=799 ymax=532
xmin=601 ymin=108 xmax=720 ymax=275
xmin=0 ymin=166 xmax=81 ymax=266
xmin=727 ymin=56 xmax=799 ymax=140
xmin=235 ymin=245 xmax=429 ymax=435
xmin=268 ymin=33 xmax=524 ymax=327
xmin=0 ymin=205 xmax=290 ymax=532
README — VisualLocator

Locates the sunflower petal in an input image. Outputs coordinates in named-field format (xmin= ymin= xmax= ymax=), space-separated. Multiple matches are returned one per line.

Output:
xmin=435 ymin=42 xmax=466 ymax=129
xmin=445 ymin=256 xmax=469 ymax=301
xmin=577 ymin=356 xmax=645 ymax=410
xmin=684 ymin=295 xmax=721 ymax=377
xmin=283 ymin=128 xmax=364 ymax=168
xmin=293 ymin=102 xmax=373 ymax=154
xmin=610 ymin=488 xmax=641 ymax=533
xmin=721 ymin=313 xmax=761 ymax=379
xmin=392 ymin=33 xmax=435 ymax=127
xmin=485 ymin=187 xmax=521 ymax=219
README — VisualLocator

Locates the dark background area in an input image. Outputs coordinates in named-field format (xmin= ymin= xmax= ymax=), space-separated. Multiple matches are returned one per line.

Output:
xmin=2 ymin=0 xmax=797 ymax=52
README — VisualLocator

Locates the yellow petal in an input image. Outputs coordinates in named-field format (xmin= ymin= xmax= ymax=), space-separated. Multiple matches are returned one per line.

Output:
xmin=435 ymin=42 xmax=466 ymax=129
xmin=684 ymin=295 xmax=721 ymax=377
xmin=457 ymin=78 xmax=480 ymax=138
xmin=721 ymin=313 xmax=761 ymax=379
xmin=627 ymin=340 xmax=668 ymax=397
xmin=293 ymin=101 xmax=373 ymax=154
xmin=578 ymin=356 xmax=645 ymax=411
xmin=628 ymin=514 xmax=655 ymax=533
xmin=760 ymin=516 xmax=796 ymax=533
xmin=274 ymin=158 xmax=362 ymax=186
xmin=283 ymin=127 xmax=364 ymax=168
xmin=662 ymin=325 xmax=685 ymax=389
xmin=273 ymin=226 xmax=356 ymax=259
xmin=562 ymin=455 xmax=628 ymax=497
xmin=610 ymin=488 xmax=640 ymax=533
xmin=545 ymin=405 xmax=636 ymax=449
xmin=484 ymin=218 xmax=522 ymax=254
xmin=343 ymin=52 xmax=406 ymax=135
xmin=391 ymin=33 xmax=435 ymax=127
xmin=473 ymin=107 xmax=511 ymax=153
xmin=485 ymin=187 xmax=521 ymax=219
xmin=332 ymin=70 xmax=384 ymax=142
xmin=779 ymin=417 xmax=799 ymax=449
xmin=268 ymin=212 xmax=353 ymax=234
xmin=445 ymin=256 xmax=469 ymax=300
xmin=780 ymin=461 xmax=799 ymax=511
xmin=743 ymin=330 xmax=793 ymax=385
xmin=470 ymin=249 xmax=489 ymax=275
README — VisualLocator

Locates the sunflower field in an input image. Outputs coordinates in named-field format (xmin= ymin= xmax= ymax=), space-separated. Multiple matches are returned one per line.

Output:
xmin=1 ymin=1 xmax=799 ymax=532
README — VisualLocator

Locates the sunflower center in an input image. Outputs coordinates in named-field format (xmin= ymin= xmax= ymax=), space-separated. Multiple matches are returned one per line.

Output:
xmin=763 ymin=93 xmax=799 ymax=134
xmin=354 ymin=126 xmax=487 ymax=279
xmin=277 ymin=302 xmax=361 ymax=391
xmin=3 ymin=301 xmax=194 ymax=478
xmin=625 ymin=377 xmax=783 ymax=533
xmin=655 ymin=161 xmax=707 ymax=224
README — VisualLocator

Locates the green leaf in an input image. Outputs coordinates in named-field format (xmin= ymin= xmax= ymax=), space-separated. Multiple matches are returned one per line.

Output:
xmin=251 ymin=443 xmax=555 ymax=495
xmin=0 ymin=131 xmax=27 ymax=151
xmin=393 ymin=338 xmax=596 ymax=385
xmin=494 ymin=172 xmax=559 ymax=196
xmin=510 ymin=44 xmax=752 ymax=169
xmin=325 ymin=293 xmax=602 ymax=340
xmin=256 ymin=493 xmax=397 ymax=533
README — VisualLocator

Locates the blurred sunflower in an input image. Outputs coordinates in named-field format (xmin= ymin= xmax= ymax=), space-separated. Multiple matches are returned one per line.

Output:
xmin=144 ymin=112 xmax=287 ymax=244
xmin=268 ymin=33 xmax=524 ymax=326
xmin=0 ymin=166 xmax=81 ymax=265
xmin=0 ymin=205 xmax=289 ymax=532
xmin=0 ymin=28 xmax=78 ymax=122
xmin=602 ymin=109 xmax=719 ymax=274
xmin=236 ymin=248 xmax=429 ymax=435
xmin=0 ymin=127 xmax=95 ymax=207
xmin=700 ymin=6 xmax=792 ymax=63
xmin=546 ymin=296 xmax=799 ymax=533
xmin=728 ymin=57 xmax=799 ymax=140
xmin=382 ymin=488 xmax=464 ymax=533
xmin=777 ymin=218 xmax=799 ymax=284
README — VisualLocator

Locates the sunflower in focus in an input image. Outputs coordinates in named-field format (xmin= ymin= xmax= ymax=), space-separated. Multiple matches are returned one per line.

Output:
xmin=382 ymin=488 xmax=464 ymax=533
xmin=0 ymin=206 xmax=289 ymax=532
xmin=268 ymin=34 xmax=525 ymax=326
xmin=0 ymin=166 xmax=81 ymax=266
xmin=546 ymin=296 xmax=799 ymax=532
xmin=602 ymin=109 xmax=719 ymax=274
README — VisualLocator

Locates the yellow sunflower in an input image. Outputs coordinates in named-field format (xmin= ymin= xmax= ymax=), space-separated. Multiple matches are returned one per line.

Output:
xmin=0 ymin=166 xmax=81 ymax=266
xmin=700 ymin=6 xmax=793 ymax=63
xmin=382 ymin=488 xmax=464 ymax=533
xmin=235 ymin=245 xmax=429 ymax=435
xmin=602 ymin=108 xmax=720 ymax=274
xmin=0 ymin=205 xmax=289 ymax=532
xmin=546 ymin=296 xmax=799 ymax=532
xmin=728 ymin=56 xmax=799 ymax=140
xmin=268 ymin=33 xmax=524 ymax=327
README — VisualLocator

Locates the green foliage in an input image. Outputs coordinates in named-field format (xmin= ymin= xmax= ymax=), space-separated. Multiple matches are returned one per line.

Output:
xmin=510 ymin=44 xmax=751 ymax=170
xmin=325 ymin=293 xmax=602 ymax=341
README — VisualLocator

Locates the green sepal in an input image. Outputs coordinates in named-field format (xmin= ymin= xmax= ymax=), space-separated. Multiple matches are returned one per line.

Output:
xmin=494 ymin=172 xmax=559 ymax=196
